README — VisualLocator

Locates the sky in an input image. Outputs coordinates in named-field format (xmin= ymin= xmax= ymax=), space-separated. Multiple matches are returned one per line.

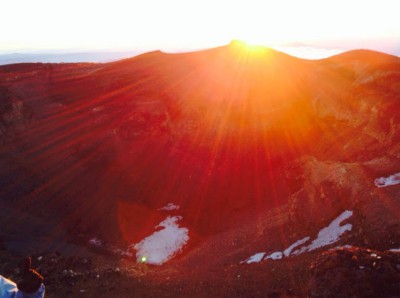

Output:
xmin=1 ymin=0 xmax=399 ymax=55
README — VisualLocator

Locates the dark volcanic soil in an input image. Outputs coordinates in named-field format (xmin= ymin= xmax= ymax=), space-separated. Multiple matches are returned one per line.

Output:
xmin=1 ymin=244 xmax=399 ymax=297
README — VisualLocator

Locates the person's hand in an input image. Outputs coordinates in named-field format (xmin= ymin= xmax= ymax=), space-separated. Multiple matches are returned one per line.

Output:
xmin=16 ymin=257 xmax=44 ymax=294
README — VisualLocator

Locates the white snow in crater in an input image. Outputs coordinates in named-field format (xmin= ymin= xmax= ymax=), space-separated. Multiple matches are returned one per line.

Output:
xmin=265 ymin=252 xmax=283 ymax=260
xmin=132 ymin=216 xmax=189 ymax=265
xmin=292 ymin=210 xmax=353 ymax=255
xmin=389 ymin=248 xmax=400 ymax=252
xmin=158 ymin=203 xmax=180 ymax=211
xmin=242 ymin=210 xmax=353 ymax=264
xmin=243 ymin=252 xmax=266 ymax=264
xmin=374 ymin=173 xmax=400 ymax=188
xmin=283 ymin=237 xmax=310 ymax=257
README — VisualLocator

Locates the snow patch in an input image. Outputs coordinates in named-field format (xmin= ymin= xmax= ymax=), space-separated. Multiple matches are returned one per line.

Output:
xmin=243 ymin=210 xmax=353 ymax=264
xmin=88 ymin=215 xmax=189 ymax=263
xmin=265 ymin=252 xmax=283 ymax=260
xmin=389 ymin=248 xmax=400 ymax=252
xmin=292 ymin=210 xmax=353 ymax=255
xmin=283 ymin=237 xmax=310 ymax=257
xmin=132 ymin=216 xmax=189 ymax=265
xmin=158 ymin=203 xmax=180 ymax=211
xmin=374 ymin=173 xmax=400 ymax=188
xmin=304 ymin=210 xmax=353 ymax=251
xmin=243 ymin=252 xmax=266 ymax=264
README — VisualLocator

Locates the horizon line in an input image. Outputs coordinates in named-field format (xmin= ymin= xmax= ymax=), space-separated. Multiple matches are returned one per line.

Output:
xmin=0 ymin=42 xmax=399 ymax=65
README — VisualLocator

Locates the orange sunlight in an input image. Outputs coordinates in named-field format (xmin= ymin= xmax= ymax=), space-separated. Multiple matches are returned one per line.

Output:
xmin=229 ymin=40 xmax=268 ymax=56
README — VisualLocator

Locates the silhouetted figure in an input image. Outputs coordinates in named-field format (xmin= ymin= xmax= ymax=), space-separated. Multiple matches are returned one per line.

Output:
xmin=0 ymin=257 xmax=45 ymax=298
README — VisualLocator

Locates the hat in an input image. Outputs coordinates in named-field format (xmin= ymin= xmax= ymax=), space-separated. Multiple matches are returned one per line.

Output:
xmin=17 ymin=257 xmax=44 ymax=294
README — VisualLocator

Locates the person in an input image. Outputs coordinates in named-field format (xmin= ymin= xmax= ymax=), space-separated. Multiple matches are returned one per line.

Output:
xmin=0 ymin=257 xmax=45 ymax=298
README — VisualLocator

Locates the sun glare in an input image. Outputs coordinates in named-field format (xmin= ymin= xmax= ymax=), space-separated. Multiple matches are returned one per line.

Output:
xmin=229 ymin=40 xmax=270 ymax=57
xmin=240 ymin=41 xmax=265 ymax=52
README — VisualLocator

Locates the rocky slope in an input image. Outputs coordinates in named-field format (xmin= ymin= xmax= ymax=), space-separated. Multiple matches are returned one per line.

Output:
xmin=0 ymin=42 xmax=399 ymax=296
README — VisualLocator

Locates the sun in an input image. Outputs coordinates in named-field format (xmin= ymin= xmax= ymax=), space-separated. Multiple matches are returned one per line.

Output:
xmin=240 ymin=41 xmax=265 ymax=51
xmin=228 ymin=40 xmax=271 ymax=57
